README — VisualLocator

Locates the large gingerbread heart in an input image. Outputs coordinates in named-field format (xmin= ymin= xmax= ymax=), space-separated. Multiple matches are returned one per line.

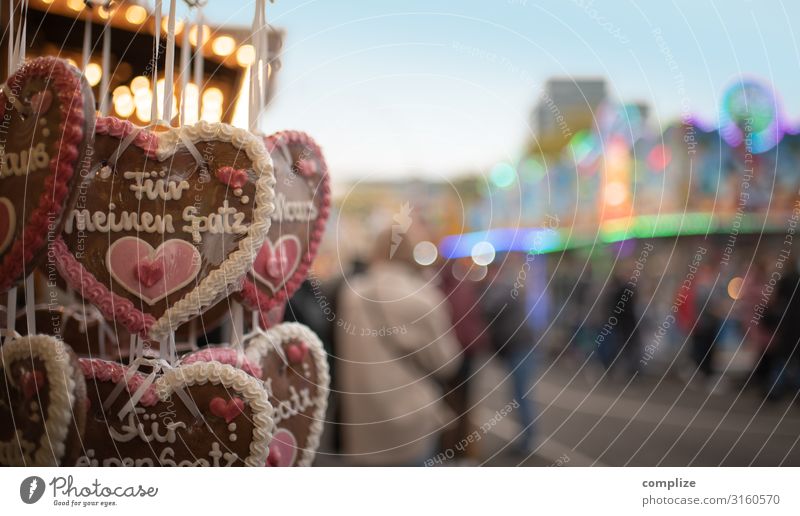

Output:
xmin=182 ymin=322 xmax=329 ymax=466
xmin=238 ymin=131 xmax=330 ymax=315
xmin=0 ymin=335 xmax=88 ymax=466
xmin=0 ymin=57 xmax=95 ymax=292
xmin=76 ymin=359 xmax=274 ymax=466
xmin=53 ymin=117 xmax=275 ymax=340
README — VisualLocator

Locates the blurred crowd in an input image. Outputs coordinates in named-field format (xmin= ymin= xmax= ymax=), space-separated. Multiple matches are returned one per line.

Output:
xmin=283 ymin=227 xmax=800 ymax=466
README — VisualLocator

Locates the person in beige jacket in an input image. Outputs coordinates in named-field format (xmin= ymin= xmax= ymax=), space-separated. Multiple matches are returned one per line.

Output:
xmin=336 ymin=226 xmax=462 ymax=466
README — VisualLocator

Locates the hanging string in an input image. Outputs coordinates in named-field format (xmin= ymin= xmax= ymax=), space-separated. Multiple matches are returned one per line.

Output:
xmin=14 ymin=0 xmax=27 ymax=66
xmin=98 ymin=5 xmax=112 ymax=115
xmin=179 ymin=14 xmax=191 ymax=125
xmin=24 ymin=274 xmax=35 ymax=337
xmin=192 ymin=6 xmax=204 ymax=115
xmin=81 ymin=5 xmax=92 ymax=69
xmin=151 ymin=0 xmax=162 ymax=124
xmin=7 ymin=0 xmax=13 ymax=76
xmin=248 ymin=0 xmax=267 ymax=132
xmin=4 ymin=287 xmax=16 ymax=343
xmin=162 ymin=0 xmax=177 ymax=123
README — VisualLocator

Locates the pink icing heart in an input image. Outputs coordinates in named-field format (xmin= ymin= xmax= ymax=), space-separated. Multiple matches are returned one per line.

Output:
xmin=0 ymin=198 xmax=15 ymax=255
xmin=286 ymin=342 xmax=308 ymax=364
xmin=30 ymin=90 xmax=52 ymax=114
xmin=209 ymin=396 xmax=245 ymax=423
xmin=107 ymin=237 xmax=201 ymax=306
xmin=252 ymin=235 xmax=301 ymax=293
xmin=134 ymin=258 xmax=165 ymax=288
xmin=266 ymin=429 xmax=297 ymax=467
xmin=21 ymin=370 xmax=45 ymax=400
xmin=216 ymin=166 xmax=248 ymax=189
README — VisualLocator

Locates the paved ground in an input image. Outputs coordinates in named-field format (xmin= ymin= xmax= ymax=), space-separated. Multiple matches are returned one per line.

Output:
xmin=471 ymin=355 xmax=800 ymax=466
xmin=315 ymin=354 xmax=800 ymax=466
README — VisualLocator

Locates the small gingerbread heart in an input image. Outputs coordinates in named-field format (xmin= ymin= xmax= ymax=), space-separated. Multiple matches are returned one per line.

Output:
xmin=76 ymin=359 xmax=274 ymax=466
xmin=54 ymin=117 xmax=275 ymax=341
xmin=0 ymin=335 xmax=88 ymax=466
xmin=0 ymin=57 xmax=95 ymax=292
xmin=182 ymin=322 xmax=329 ymax=466
xmin=238 ymin=131 xmax=330 ymax=315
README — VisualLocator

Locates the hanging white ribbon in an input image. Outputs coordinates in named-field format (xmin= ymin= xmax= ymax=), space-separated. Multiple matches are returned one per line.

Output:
xmin=81 ymin=8 xmax=91 ymax=69
xmin=151 ymin=0 xmax=162 ymax=123
xmin=4 ymin=287 xmax=16 ymax=343
xmin=7 ymin=0 xmax=13 ymax=76
xmin=179 ymin=14 xmax=191 ymax=125
xmin=99 ymin=6 xmax=112 ymax=115
xmin=192 ymin=7 xmax=204 ymax=115
xmin=248 ymin=0 xmax=268 ymax=132
xmin=162 ymin=0 xmax=177 ymax=123
xmin=24 ymin=274 xmax=35 ymax=337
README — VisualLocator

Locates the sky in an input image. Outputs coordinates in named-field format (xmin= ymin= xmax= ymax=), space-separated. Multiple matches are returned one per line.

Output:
xmin=186 ymin=0 xmax=800 ymax=183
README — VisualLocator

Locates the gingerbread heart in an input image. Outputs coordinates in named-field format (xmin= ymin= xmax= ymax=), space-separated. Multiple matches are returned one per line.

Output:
xmin=0 ymin=57 xmax=95 ymax=292
xmin=0 ymin=335 xmax=88 ymax=466
xmin=53 ymin=117 xmax=275 ymax=340
xmin=182 ymin=322 xmax=329 ymax=466
xmin=238 ymin=131 xmax=330 ymax=315
xmin=76 ymin=359 xmax=274 ymax=466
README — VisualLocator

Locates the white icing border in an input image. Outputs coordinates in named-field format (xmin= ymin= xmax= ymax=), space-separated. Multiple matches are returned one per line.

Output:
xmin=0 ymin=335 xmax=79 ymax=466
xmin=244 ymin=322 xmax=329 ymax=467
xmin=145 ymin=121 xmax=275 ymax=339
xmin=154 ymin=361 xmax=274 ymax=467
xmin=0 ymin=197 xmax=16 ymax=254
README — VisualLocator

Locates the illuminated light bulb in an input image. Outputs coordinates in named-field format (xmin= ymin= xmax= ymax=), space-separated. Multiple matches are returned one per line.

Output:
xmin=41 ymin=0 xmax=55 ymax=5
xmin=112 ymin=85 xmax=131 ymax=99
xmin=66 ymin=0 xmax=84 ymax=11
xmin=202 ymin=87 xmax=224 ymax=107
xmin=130 ymin=75 xmax=150 ymax=94
xmin=471 ymin=241 xmax=495 ymax=267
xmin=605 ymin=181 xmax=628 ymax=206
xmin=200 ymin=103 xmax=222 ymax=123
xmin=125 ymin=5 xmax=148 ymax=25
xmin=114 ymin=93 xmax=135 ymax=118
xmin=236 ymin=45 xmax=255 ymax=67
xmin=189 ymin=25 xmax=210 ymax=46
xmin=727 ymin=277 xmax=744 ymax=300
xmin=413 ymin=241 xmax=438 ymax=266
xmin=97 ymin=5 xmax=111 ymax=19
xmin=85 ymin=63 xmax=102 ymax=87
xmin=66 ymin=58 xmax=78 ymax=68
xmin=181 ymin=83 xmax=200 ymax=124
xmin=212 ymin=36 xmax=236 ymax=56
xmin=134 ymin=90 xmax=152 ymax=122
xmin=162 ymin=17 xmax=185 ymax=34
xmin=211 ymin=36 xmax=236 ymax=56
xmin=155 ymin=79 xmax=178 ymax=119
